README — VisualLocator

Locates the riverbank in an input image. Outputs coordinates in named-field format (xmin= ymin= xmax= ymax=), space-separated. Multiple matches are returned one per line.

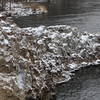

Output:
xmin=0 ymin=14 xmax=100 ymax=100
xmin=1 ymin=2 xmax=48 ymax=17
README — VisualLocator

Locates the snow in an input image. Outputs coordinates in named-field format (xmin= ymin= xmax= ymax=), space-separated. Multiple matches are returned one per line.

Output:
xmin=95 ymin=59 xmax=100 ymax=64
xmin=0 ymin=73 xmax=16 ymax=83
xmin=34 ymin=26 xmax=45 ymax=36
xmin=63 ymin=32 xmax=73 ymax=38
xmin=4 ymin=2 xmax=48 ymax=17
xmin=81 ymin=35 xmax=89 ymax=43
xmin=3 ymin=86 xmax=13 ymax=90
xmin=0 ymin=20 xmax=7 ymax=24
xmin=17 ymin=73 xmax=25 ymax=89
xmin=0 ymin=16 xmax=100 ymax=98
xmin=3 ymin=39 xmax=9 ymax=45
xmin=2 ymin=26 xmax=12 ymax=33
xmin=68 ymin=63 xmax=78 ymax=69
xmin=93 ymin=43 xmax=100 ymax=48
xmin=0 ymin=14 xmax=3 ymax=17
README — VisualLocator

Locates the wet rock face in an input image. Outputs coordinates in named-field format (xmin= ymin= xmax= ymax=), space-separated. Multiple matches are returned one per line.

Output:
xmin=0 ymin=15 xmax=100 ymax=100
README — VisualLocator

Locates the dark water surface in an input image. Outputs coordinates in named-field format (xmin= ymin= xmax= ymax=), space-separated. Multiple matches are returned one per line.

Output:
xmin=56 ymin=65 xmax=100 ymax=100
xmin=14 ymin=0 xmax=100 ymax=32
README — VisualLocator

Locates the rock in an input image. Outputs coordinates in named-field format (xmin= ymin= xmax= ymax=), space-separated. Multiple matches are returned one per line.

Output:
xmin=0 ymin=14 xmax=6 ymax=20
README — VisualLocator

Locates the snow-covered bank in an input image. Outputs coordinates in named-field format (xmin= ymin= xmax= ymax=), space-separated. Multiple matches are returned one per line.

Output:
xmin=0 ymin=14 xmax=100 ymax=100
xmin=1 ymin=2 xmax=48 ymax=17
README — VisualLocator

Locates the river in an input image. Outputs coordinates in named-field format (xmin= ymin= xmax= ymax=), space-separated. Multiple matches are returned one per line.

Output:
xmin=56 ymin=65 xmax=100 ymax=100
xmin=14 ymin=0 xmax=100 ymax=33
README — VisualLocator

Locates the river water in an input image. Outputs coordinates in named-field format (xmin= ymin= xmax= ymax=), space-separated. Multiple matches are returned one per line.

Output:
xmin=14 ymin=0 xmax=100 ymax=33
xmin=56 ymin=65 xmax=100 ymax=100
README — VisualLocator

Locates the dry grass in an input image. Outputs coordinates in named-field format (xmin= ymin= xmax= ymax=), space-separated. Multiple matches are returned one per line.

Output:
xmin=23 ymin=2 xmax=48 ymax=11
xmin=0 ymin=88 xmax=19 ymax=100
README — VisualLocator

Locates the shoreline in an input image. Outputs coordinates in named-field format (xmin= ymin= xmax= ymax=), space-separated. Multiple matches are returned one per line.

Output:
xmin=0 ymin=13 xmax=100 ymax=100
xmin=1 ymin=2 xmax=48 ymax=17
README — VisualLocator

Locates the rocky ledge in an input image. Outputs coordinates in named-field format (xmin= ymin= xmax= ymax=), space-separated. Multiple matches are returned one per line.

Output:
xmin=0 ymin=14 xmax=100 ymax=100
